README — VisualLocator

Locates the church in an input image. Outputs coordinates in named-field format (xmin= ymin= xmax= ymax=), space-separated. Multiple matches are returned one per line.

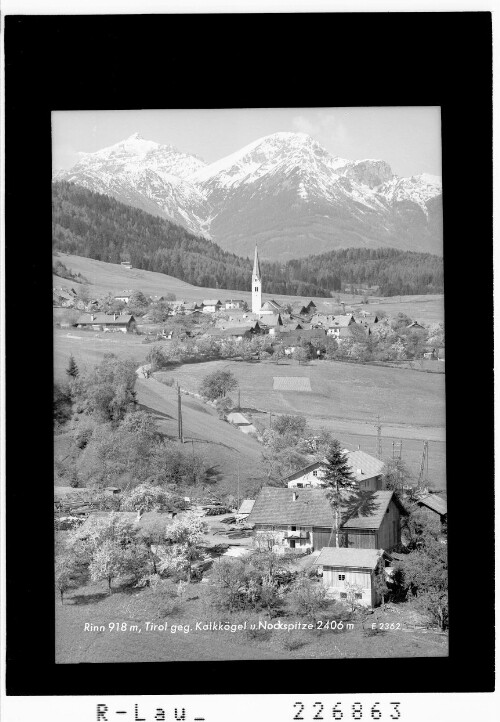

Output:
xmin=251 ymin=245 xmax=284 ymax=317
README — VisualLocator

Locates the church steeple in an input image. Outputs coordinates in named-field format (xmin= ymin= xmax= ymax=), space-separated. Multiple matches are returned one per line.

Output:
xmin=251 ymin=245 xmax=262 ymax=314
xmin=253 ymin=245 xmax=261 ymax=280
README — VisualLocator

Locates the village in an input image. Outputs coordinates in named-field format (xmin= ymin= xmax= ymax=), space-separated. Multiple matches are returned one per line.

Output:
xmin=54 ymin=249 xmax=447 ymax=663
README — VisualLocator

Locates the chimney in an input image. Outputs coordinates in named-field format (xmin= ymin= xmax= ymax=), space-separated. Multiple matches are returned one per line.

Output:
xmin=357 ymin=468 xmax=363 ymax=475
xmin=292 ymin=491 xmax=298 ymax=502
xmin=90 ymin=314 xmax=95 ymax=322
xmin=114 ymin=313 xmax=117 ymax=321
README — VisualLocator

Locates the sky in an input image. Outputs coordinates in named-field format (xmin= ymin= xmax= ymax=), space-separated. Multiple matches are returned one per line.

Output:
xmin=52 ymin=107 xmax=442 ymax=178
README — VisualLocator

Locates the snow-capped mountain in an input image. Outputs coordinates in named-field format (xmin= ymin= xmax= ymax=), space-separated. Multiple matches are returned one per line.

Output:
xmin=54 ymin=131 xmax=442 ymax=260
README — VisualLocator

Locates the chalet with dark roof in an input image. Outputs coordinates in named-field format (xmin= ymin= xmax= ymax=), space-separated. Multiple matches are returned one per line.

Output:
xmin=246 ymin=487 xmax=404 ymax=553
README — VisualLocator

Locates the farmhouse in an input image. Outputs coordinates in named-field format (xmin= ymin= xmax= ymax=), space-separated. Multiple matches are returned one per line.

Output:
xmin=120 ymin=261 xmax=133 ymax=269
xmin=246 ymin=487 xmax=404 ymax=553
xmin=286 ymin=449 xmax=386 ymax=491
xmin=281 ymin=328 xmax=326 ymax=351
xmin=202 ymin=300 xmax=223 ymax=313
xmin=75 ymin=313 xmax=136 ymax=333
xmin=315 ymin=547 xmax=390 ymax=607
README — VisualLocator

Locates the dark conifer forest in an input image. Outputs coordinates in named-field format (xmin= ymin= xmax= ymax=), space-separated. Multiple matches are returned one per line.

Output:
xmin=52 ymin=182 xmax=443 ymax=297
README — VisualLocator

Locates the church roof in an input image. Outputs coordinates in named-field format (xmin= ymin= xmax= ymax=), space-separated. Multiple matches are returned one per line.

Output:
xmin=253 ymin=246 xmax=261 ymax=280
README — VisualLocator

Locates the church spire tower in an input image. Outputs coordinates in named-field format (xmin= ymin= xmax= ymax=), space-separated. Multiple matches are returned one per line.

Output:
xmin=251 ymin=245 xmax=262 ymax=314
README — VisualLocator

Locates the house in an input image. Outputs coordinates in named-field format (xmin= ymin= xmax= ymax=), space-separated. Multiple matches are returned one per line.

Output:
xmin=236 ymin=499 xmax=255 ymax=521
xmin=423 ymin=348 xmax=437 ymax=360
xmin=315 ymin=547 xmax=390 ymax=607
xmin=310 ymin=313 xmax=334 ymax=327
xmin=75 ymin=313 xmax=136 ymax=333
xmin=225 ymin=299 xmax=246 ymax=310
xmin=258 ymin=314 xmax=284 ymax=334
xmin=226 ymin=411 xmax=258 ymax=435
xmin=246 ymin=487 xmax=404 ymax=553
xmin=306 ymin=301 xmax=317 ymax=311
xmin=415 ymin=494 xmax=447 ymax=522
xmin=184 ymin=302 xmax=201 ymax=312
xmin=114 ymin=294 xmax=131 ymax=304
xmin=202 ymin=299 xmax=223 ymax=313
xmin=120 ymin=261 xmax=133 ymax=269
xmin=326 ymin=315 xmax=356 ymax=338
xmin=286 ymin=450 xmax=386 ymax=491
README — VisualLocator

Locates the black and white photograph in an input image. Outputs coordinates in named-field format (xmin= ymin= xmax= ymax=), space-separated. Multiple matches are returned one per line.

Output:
xmin=3 ymin=9 xmax=494 ymax=713
xmin=51 ymin=107 xmax=448 ymax=663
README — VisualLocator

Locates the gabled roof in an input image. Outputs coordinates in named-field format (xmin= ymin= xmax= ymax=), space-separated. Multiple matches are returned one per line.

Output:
xmin=328 ymin=314 xmax=355 ymax=328
xmin=225 ymin=299 xmax=245 ymax=304
xmin=416 ymin=494 xmax=447 ymax=516
xmin=281 ymin=328 xmax=326 ymax=345
xmin=202 ymin=299 xmax=222 ymax=306
xmin=315 ymin=547 xmax=385 ymax=570
xmin=247 ymin=487 xmax=336 ymax=527
xmin=247 ymin=487 xmax=399 ymax=530
xmin=259 ymin=314 xmax=283 ymax=327
xmin=341 ymin=490 xmax=397 ymax=529
xmin=227 ymin=412 xmax=251 ymax=425
xmin=260 ymin=299 xmax=283 ymax=312
xmin=238 ymin=499 xmax=255 ymax=515
xmin=306 ymin=300 xmax=317 ymax=309
xmin=346 ymin=450 xmax=385 ymax=481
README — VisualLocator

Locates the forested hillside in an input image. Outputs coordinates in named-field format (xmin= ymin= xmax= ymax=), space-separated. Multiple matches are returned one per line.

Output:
xmin=52 ymin=182 xmax=443 ymax=297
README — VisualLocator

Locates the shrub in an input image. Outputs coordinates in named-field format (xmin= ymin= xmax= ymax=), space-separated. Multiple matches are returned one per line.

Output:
xmin=281 ymin=634 xmax=310 ymax=651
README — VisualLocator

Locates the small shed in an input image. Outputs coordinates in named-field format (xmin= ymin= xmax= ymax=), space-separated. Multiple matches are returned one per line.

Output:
xmin=415 ymin=494 xmax=447 ymax=521
xmin=315 ymin=547 xmax=388 ymax=607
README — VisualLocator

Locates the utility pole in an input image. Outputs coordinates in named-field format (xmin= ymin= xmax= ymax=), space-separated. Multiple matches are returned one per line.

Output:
xmin=237 ymin=459 xmax=240 ymax=512
xmin=177 ymin=383 xmax=183 ymax=442
xmin=269 ymin=411 xmax=272 ymax=429
xmin=238 ymin=388 xmax=241 ymax=411
xmin=374 ymin=415 xmax=382 ymax=459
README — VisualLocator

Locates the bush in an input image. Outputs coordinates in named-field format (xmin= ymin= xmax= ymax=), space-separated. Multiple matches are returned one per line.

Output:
xmin=281 ymin=634 xmax=310 ymax=651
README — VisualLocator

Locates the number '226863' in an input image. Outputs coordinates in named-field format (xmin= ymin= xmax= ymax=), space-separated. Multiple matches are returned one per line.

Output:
xmin=293 ymin=701 xmax=402 ymax=720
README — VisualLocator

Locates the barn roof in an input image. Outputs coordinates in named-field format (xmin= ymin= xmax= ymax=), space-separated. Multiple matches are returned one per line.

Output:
xmin=247 ymin=487 xmax=399 ymax=530
xmin=238 ymin=499 xmax=255 ymax=515
xmin=416 ymin=494 xmax=447 ymax=516
xmin=247 ymin=487 xmax=336 ymax=527
xmin=227 ymin=412 xmax=251 ymax=425
xmin=315 ymin=547 xmax=385 ymax=570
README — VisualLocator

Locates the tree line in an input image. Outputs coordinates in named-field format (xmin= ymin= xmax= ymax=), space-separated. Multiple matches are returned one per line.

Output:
xmin=52 ymin=181 xmax=443 ymax=298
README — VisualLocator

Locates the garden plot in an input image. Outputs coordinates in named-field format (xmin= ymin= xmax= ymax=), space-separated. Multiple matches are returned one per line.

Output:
xmin=273 ymin=376 xmax=312 ymax=392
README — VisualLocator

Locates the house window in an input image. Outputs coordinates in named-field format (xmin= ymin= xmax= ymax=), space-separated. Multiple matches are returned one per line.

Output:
xmin=296 ymin=483 xmax=303 ymax=488
xmin=291 ymin=526 xmax=296 ymax=531
xmin=340 ymin=592 xmax=347 ymax=599
xmin=355 ymin=593 xmax=362 ymax=599
xmin=313 ymin=470 xmax=318 ymax=477
xmin=338 ymin=574 xmax=346 ymax=581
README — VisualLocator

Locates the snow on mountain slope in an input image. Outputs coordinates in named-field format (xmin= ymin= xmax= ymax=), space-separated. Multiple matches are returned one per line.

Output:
xmin=53 ymin=131 xmax=442 ymax=259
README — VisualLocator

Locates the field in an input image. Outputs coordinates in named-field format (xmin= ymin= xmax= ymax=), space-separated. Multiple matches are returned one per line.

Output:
xmin=55 ymin=575 xmax=448 ymax=664
xmin=166 ymin=359 xmax=446 ymax=491
xmin=54 ymin=253 xmax=444 ymax=323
